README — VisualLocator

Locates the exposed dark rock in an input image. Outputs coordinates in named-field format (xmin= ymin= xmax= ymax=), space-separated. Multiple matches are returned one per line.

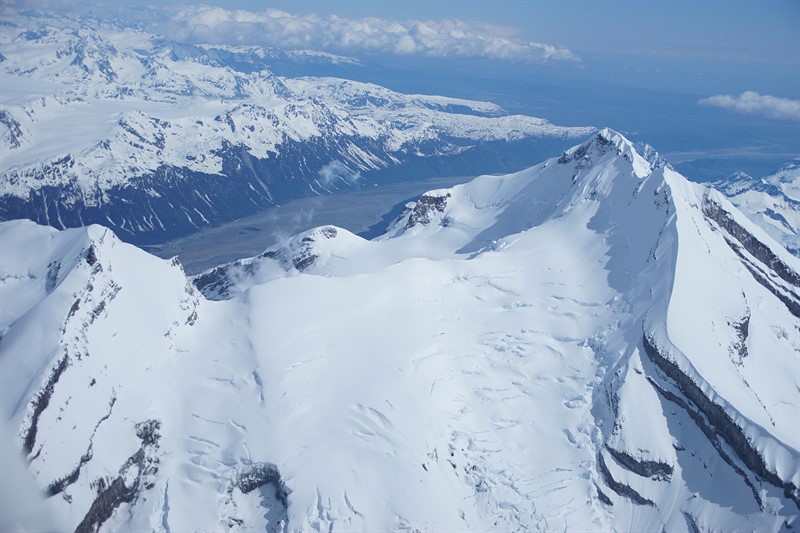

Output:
xmin=75 ymin=419 xmax=161 ymax=533
xmin=85 ymin=245 xmax=98 ymax=266
xmin=702 ymin=195 xmax=800 ymax=289
xmin=66 ymin=299 xmax=81 ymax=319
xmin=192 ymin=249 xmax=291 ymax=300
xmin=135 ymin=419 xmax=161 ymax=446
xmin=407 ymin=193 xmax=450 ymax=228
xmin=223 ymin=462 xmax=289 ymax=532
xmin=642 ymin=334 xmax=800 ymax=509
xmin=236 ymin=462 xmax=288 ymax=505
xmin=318 ymin=226 xmax=337 ymax=239
xmin=646 ymin=374 xmax=763 ymax=509
xmin=23 ymin=354 xmax=70 ymax=453
xmin=87 ymin=284 xmax=120 ymax=326
xmin=48 ymin=449 xmax=91 ymax=497
xmin=731 ymin=247 xmax=800 ymax=319
xmin=557 ymin=133 xmax=617 ymax=167
xmin=596 ymin=451 xmax=655 ymax=506
xmin=192 ymin=263 xmax=248 ymax=300
xmin=0 ymin=109 xmax=24 ymax=149
xmin=729 ymin=310 xmax=750 ymax=364
xmin=292 ymin=251 xmax=318 ymax=271
xmin=45 ymin=260 xmax=61 ymax=292
xmin=605 ymin=446 xmax=673 ymax=481
xmin=47 ymin=396 xmax=116 ymax=496
xmin=558 ymin=144 xmax=588 ymax=165
xmin=594 ymin=483 xmax=613 ymax=506
xmin=683 ymin=511 xmax=701 ymax=533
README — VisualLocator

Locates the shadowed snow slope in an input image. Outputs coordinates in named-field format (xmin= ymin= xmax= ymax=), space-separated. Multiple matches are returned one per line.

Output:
xmin=2 ymin=130 xmax=798 ymax=532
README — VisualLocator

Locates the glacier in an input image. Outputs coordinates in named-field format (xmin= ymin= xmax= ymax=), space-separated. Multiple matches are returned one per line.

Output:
xmin=0 ymin=11 xmax=592 ymax=243
xmin=1 ymin=130 xmax=798 ymax=532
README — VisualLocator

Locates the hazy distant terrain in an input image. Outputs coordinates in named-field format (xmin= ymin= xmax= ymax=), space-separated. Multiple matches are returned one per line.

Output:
xmin=1 ymin=3 xmax=798 ymax=532
xmin=145 ymin=175 xmax=475 ymax=274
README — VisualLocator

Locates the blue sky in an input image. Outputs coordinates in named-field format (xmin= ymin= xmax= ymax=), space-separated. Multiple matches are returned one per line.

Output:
xmin=188 ymin=1 xmax=799 ymax=64
xmin=144 ymin=0 xmax=797 ymax=97
xmin=17 ymin=0 xmax=800 ymax=177
xmin=33 ymin=0 xmax=799 ymax=96
xmin=255 ymin=0 xmax=799 ymax=64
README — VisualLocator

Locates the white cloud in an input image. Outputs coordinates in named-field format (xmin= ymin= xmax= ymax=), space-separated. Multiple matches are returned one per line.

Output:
xmin=699 ymin=91 xmax=800 ymax=121
xmin=317 ymin=160 xmax=361 ymax=187
xmin=158 ymin=6 xmax=580 ymax=64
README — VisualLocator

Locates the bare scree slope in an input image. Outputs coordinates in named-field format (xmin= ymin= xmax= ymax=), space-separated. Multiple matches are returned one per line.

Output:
xmin=1 ymin=130 xmax=798 ymax=531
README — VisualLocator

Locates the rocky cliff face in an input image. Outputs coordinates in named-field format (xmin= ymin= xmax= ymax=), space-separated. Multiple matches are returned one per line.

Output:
xmin=2 ymin=131 xmax=798 ymax=532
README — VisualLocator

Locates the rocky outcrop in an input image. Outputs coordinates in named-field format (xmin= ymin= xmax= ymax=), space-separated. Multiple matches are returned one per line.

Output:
xmin=642 ymin=334 xmax=800 ymax=509
xmin=702 ymin=195 xmax=799 ymax=288
xmin=0 ymin=109 xmax=25 ymax=149
xmin=192 ymin=225 xmax=343 ymax=300
xmin=605 ymin=446 xmax=673 ymax=481
xmin=21 ymin=354 xmax=69 ymax=454
xmin=236 ymin=462 xmax=288 ymax=503
xmin=406 ymin=193 xmax=450 ymax=228
xmin=702 ymin=196 xmax=800 ymax=318
xmin=223 ymin=462 xmax=289 ymax=531
xmin=596 ymin=451 xmax=655 ymax=506
xmin=75 ymin=419 xmax=162 ymax=533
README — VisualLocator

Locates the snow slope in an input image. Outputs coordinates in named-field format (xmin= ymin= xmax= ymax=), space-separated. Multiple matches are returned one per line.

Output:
xmin=713 ymin=160 xmax=800 ymax=256
xmin=0 ymin=11 xmax=592 ymax=243
xmin=2 ymin=130 xmax=798 ymax=532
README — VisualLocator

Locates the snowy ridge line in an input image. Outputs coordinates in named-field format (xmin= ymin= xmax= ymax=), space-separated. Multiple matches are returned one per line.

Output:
xmin=701 ymin=193 xmax=800 ymax=318
xmin=702 ymin=192 xmax=800 ymax=288
xmin=2 ymin=130 xmax=799 ymax=530
xmin=712 ymin=160 xmax=800 ymax=257
xmin=641 ymin=369 xmax=767 ymax=509
xmin=642 ymin=332 xmax=800 ymax=507
xmin=0 ymin=11 xmax=593 ymax=242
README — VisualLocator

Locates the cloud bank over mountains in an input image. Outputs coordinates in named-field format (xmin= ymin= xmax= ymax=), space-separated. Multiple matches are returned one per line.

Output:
xmin=157 ymin=6 xmax=580 ymax=63
xmin=699 ymin=91 xmax=800 ymax=121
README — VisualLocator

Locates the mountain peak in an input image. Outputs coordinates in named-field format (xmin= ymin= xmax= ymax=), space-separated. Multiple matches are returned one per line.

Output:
xmin=557 ymin=127 xmax=653 ymax=179
xmin=596 ymin=126 xmax=628 ymax=145
xmin=192 ymin=225 xmax=369 ymax=300
xmin=3 ymin=131 xmax=800 ymax=530
xmin=712 ymin=159 xmax=800 ymax=256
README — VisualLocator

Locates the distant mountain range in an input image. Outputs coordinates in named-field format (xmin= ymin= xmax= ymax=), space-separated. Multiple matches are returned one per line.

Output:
xmin=712 ymin=160 xmax=800 ymax=256
xmin=3 ymin=130 xmax=798 ymax=531
xmin=0 ymin=11 xmax=592 ymax=244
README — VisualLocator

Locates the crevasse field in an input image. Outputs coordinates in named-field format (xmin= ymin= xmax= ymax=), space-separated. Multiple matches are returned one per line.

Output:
xmin=2 ymin=131 xmax=798 ymax=531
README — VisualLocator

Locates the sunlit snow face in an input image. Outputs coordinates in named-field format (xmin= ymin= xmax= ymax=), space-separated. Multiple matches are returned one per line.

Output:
xmin=3 ymin=131 xmax=799 ymax=531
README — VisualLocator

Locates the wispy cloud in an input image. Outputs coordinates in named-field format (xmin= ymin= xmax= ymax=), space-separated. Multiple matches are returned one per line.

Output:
xmin=699 ymin=91 xmax=800 ymax=121
xmin=317 ymin=161 xmax=362 ymax=188
xmin=157 ymin=6 xmax=579 ymax=64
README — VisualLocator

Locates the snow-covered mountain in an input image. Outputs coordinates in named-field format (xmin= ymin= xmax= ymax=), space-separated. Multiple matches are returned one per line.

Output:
xmin=0 ymin=11 xmax=593 ymax=244
xmin=2 ymin=130 xmax=798 ymax=532
xmin=713 ymin=160 xmax=800 ymax=256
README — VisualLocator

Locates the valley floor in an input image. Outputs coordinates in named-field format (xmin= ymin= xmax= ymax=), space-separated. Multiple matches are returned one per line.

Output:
xmin=144 ymin=174 xmax=477 ymax=275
